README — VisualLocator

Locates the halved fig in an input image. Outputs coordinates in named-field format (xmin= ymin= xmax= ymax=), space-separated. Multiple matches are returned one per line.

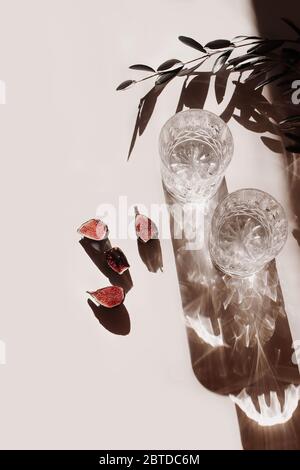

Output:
xmin=135 ymin=208 xmax=158 ymax=243
xmin=87 ymin=286 xmax=125 ymax=308
xmin=105 ymin=247 xmax=130 ymax=274
xmin=77 ymin=218 xmax=108 ymax=241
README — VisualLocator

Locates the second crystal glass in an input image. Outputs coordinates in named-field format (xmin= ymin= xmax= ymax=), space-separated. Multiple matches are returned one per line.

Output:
xmin=159 ymin=109 xmax=234 ymax=202
xmin=209 ymin=188 xmax=288 ymax=277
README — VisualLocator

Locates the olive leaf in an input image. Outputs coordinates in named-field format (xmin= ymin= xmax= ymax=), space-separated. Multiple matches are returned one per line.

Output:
xmin=233 ymin=35 xmax=249 ymax=42
xmin=212 ymin=49 xmax=233 ymax=73
xmin=116 ymin=79 xmax=136 ymax=91
xmin=232 ymin=56 xmax=270 ymax=71
xmin=157 ymin=59 xmax=183 ymax=72
xmin=155 ymin=70 xmax=179 ymax=85
xmin=178 ymin=36 xmax=206 ymax=53
xmin=228 ymin=53 xmax=263 ymax=66
xmin=177 ymin=56 xmax=209 ymax=76
xmin=282 ymin=17 xmax=300 ymax=36
xmin=177 ymin=62 xmax=203 ymax=76
xmin=244 ymin=64 xmax=274 ymax=82
xmin=254 ymin=72 xmax=286 ymax=90
xmin=205 ymin=39 xmax=232 ymax=49
xmin=129 ymin=64 xmax=155 ymax=72
xmin=247 ymin=40 xmax=284 ymax=55
xmin=233 ymin=35 xmax=262 ymax=42
xmin=280 ymin=115 xmax=300 ymax=125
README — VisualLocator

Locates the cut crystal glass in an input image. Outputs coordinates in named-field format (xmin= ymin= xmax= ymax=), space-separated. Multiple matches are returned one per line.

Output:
xmin=209 ymin=188 xmax=288 ymax=277
xmin=159 ymin=109 xmax=234 ymax=202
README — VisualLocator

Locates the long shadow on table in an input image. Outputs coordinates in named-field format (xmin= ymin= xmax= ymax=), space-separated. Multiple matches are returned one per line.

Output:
xmin=165 ymin=183 xmax=300 ymax=449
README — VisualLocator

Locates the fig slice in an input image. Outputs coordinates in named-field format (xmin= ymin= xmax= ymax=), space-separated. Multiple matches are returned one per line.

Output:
xmin=87 ymin=286 xmax=125 ymax=308
xmin=105 ymin=247 xmax=130 ymax=274
xmin=77 ymin=218 xmax=108 ymax=241
xmin=135 ymin=208 xmax=158 ymax=243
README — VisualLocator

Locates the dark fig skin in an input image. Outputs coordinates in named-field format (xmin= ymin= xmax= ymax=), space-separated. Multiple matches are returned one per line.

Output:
xmin=105 ymin=247 xmax=130 ymax=274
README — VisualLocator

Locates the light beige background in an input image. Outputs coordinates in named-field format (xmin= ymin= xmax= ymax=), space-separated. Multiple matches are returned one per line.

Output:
xmin=0 ymin=0 xmax=299 ymax=450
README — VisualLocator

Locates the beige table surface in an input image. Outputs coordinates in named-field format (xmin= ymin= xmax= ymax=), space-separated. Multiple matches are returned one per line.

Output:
xmin=0 ymin=0 xmax=299 ymax=450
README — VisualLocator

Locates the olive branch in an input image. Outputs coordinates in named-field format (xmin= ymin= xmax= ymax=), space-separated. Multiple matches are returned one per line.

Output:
xmin=117 ymin=17 xmax=300 ymax=155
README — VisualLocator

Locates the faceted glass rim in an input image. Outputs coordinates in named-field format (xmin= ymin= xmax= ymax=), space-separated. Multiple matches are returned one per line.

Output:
xmin=213 ymin=187 xmax=287 ymax=218
xmin=159 ymin=108 xmax=233 ymax=144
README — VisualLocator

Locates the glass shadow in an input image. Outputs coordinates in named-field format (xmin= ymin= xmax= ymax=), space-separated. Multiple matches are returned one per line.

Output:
xmin=165 ymin=182 xmax=300 ymax=449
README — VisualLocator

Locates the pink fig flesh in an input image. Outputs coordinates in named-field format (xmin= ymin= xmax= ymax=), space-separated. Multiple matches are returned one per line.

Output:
xmin=88 ymin=286 xmax=125 ymax=308
xmin=77 ymin=218 xmax=108 ymax=241
xmin=105 ymin=247 xmax=130 ymax=274
xmin=135 ymin=214 xmax=158 ymax=243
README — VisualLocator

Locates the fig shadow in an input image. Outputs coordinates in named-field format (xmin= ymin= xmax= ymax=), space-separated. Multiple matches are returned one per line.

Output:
xmin=79 ymin=237 xmax=133 ymax=293
xmin=87 ymin=299 xmax=131 ymax=336
xmin=137 ymin=238 xmax=163 ymax=273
